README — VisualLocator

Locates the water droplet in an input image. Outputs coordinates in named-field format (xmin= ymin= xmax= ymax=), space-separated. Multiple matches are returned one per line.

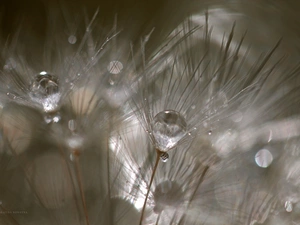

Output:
xmin=208 ymin=130 xmax=212 ymax=135
xmin=255 ymin=149 xmax=273 ymax=168
xmin=285 ymin=200 xmax=293 ymax=212
xmin=44 ymin=113 xmax=61 ymax=124
xmin=68 ymin=120 xmax=77 ymax=132
xmin=70 ymin=153 xmax=75 ymax=162
xmin=3 ymin=58 xmax=16 ymax=71
xmin=160 ymin=152 xmax=169 ymax=162
xmin=68 ymin=35 xmax=77 ymax=44
xmin=152 ymin=110 xmax=187 ymax=152
xmin=30 ymin=72 xmax=60 ymax=112
xmin=107 ymin=60 xmax=123 ymax=74
xmin=6 ymin=92 xmax=16 ymax=99
xmin=109 ymin=79 xmax=115 ymax=85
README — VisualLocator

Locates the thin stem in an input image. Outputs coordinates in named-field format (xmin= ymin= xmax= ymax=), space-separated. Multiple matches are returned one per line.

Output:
xmin=139 ymin=149 xmax=162 ymax=225
xmin=74 ymin=153 xmax=90 ymax=225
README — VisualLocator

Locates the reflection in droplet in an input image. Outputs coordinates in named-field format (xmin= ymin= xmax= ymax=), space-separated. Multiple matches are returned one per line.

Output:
xmin=107 ymin=60 xmax=123 ymax=74
xmin=285 ymin=200 xmax=293 ymax=212
xmin=160 ymin=152 xmax=169 ymax=162
xmin=30 ymin=72 xmax=60 ymax=113
xmin=255 ymin=149 xmax=273 ymax=168
xmin=152 ymin=110 xmax=187 ymax=152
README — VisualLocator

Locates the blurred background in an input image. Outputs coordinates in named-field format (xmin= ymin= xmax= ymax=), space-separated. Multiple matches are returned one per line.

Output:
xmin=1 ymin=1 xmax=300 ymax=225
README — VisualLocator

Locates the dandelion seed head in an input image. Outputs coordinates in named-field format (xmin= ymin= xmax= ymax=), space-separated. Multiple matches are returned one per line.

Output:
xmin=152 ymin=110 xmax=187 ymax=152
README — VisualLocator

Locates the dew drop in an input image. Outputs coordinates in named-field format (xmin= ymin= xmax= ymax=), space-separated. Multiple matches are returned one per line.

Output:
xmin=70 ymin=153 xmax=75 ymax=162
xmin=68 ymin=120 xmax=77 ymax=132
xmin=30 ymin=72 xmax=60 ymax=112
xmin=68 ymin=35 xmax=77 ymax=44
xmin=107 ymin=60 xmax=123 ymax=74
xmin=160 ymin=152 xmax=169 ymax=162
xmin=255 ymin=149 xmax=273 ymax=168
xmin=152 ymin=110 xmax=187 ymax=152
xmin=285 ymin=200 xmax=293 ymax=212
xmin=208 ymin=130 xmax=212 ymax=135
xmin=67 ymin=134 xmax=84 ymax=149
xmin=44 ymin=113 xmax=61 ymax=124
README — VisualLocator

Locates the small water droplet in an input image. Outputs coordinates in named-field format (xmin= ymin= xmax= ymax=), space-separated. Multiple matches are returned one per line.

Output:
xmin=285 ymin=200 xmax=293 ymax=212
xmin=68 ymin=35 xmax=77 ymax=44
xmin=255 ymin=149 xmax=273 ymax=168
xmin=70 ymin=153 xmax=75 ymax=162
xmin=160 ymin=152 xmax=169 ymax=162
xmin=109 ymin=79 xmax=115 ymax=85
xmin=30 ymin=72 xmax=60 ymax=112
xmin=68 ymin=120 xmax=77 ymax=132
xmin=107 ymin=60 xmax=123 ymax=74
xmin=44 ymin=113 xmax=61 ymax=124
xmin=208 ymin=130 xmax=212 ymax=135
xmin=152 ymin=110 xmax=187 ymax=152
xmin=3 ymin=58 xmax=16 ymax=71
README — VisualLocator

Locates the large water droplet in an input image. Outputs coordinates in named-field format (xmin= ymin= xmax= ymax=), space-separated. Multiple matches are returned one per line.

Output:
xmin=30 ymin=72 xmax=60 ymax=112
xmin=152 ymin=110 xmax=187 ymax=151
